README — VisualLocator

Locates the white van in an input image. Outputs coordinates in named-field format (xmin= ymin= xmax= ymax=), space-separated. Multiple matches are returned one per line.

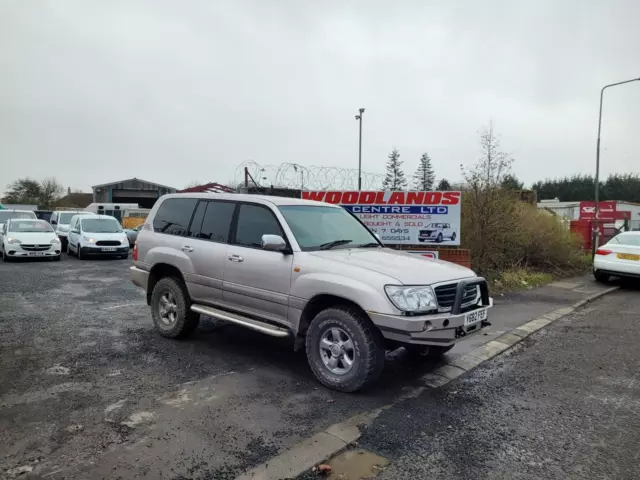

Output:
xmin=66 ymin=214 xmax=130 ymax=260
xmin=50 ymin=210 xmax=93 ymax=247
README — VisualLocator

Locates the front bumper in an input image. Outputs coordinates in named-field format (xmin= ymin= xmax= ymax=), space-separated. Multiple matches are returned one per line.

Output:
xmin=4 ymin=245 xmax=61 ymax=258
xmin=80 ymin=245 xmax=129 ymax=256
xmin=369 ymin=277 xmax=493 ymax=346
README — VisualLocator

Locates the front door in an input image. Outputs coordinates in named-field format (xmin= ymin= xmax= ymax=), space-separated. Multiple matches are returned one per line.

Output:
xmin=68 ymin=216 xmax=79 ymax=251
xmin=223 ymin=203 xmax=293 ymax=325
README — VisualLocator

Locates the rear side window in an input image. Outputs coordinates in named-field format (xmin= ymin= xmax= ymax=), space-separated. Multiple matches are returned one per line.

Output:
xmin=152 ymin=198 xmax=198 ymax=236
xmin=187 ymin=201 xmax=235 ymax=243
xmin=234 ymin=204 xmax=283 ymax=248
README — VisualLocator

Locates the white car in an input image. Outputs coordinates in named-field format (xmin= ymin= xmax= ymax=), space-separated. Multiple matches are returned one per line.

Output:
xmin=66 ymin=213 xmax=130 ymax=260
xmin=1 ymin=218 xmax=62 ymax=261
xmin=593 ymin=231 xmax=640 ymax=282
xmin=418 ymin=222 xmax=457 ymax=243
xmin=50 ymin=210 xmax=93 ymax=247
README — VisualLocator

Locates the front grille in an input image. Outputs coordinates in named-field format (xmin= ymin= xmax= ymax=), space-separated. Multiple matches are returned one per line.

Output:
xmin=21 ymin=244 xmax=51 ymax=251
xmin=434 ymin=283 xmax=478 ymax=309
xmin=96 ymin=240 xmax=121 ymax=246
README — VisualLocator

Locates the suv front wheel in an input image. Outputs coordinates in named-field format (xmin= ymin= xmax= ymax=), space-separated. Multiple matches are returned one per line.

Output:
xmin=306 ymin=307 xmax=385 ymax=393
xmin=151 ymin=277 xmax=200 ymax=338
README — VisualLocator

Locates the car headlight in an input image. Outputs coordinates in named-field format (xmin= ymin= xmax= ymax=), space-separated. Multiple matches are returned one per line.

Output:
xmin=385 ymin=285 xmax=438 ymax=313
xmin=7 ymin=237 xmax=22 ymax=244
xmin=82 ymin=236 xmax=95 ymax=243
xmin=51 ymin=238 xmax=61 ymax=244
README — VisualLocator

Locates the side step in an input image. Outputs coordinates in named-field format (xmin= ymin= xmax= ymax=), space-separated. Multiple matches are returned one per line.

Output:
xmin=190 ymin=304 xmax=290 ymax=338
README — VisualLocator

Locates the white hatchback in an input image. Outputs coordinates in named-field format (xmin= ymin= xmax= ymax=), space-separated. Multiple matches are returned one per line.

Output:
xmin=593 ymin=231 xmax=640 ymax=282
xmin=1 ymin=219 xmax=62 ymax=261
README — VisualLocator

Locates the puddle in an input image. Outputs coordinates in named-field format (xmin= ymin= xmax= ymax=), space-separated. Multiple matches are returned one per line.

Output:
xmin=324 ymin=448 xmax=389 ymax=479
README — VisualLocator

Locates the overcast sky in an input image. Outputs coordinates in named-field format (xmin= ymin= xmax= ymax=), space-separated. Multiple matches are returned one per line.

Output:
xmin=1 ymin=0 xmax=639 ymax=194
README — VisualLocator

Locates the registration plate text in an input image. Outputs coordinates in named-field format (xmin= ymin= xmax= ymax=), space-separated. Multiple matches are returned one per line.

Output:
xmin=465 ymin=308 xmax=488 ymax=326
xmin=617 ymin=253 xmax=640 ymax=261
xmin=102 ymin=247 xmax=117 ymax=252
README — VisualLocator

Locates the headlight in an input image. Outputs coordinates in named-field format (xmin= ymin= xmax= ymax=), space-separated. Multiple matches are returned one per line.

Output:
xmin=51 ymin=238 xmax=61 ymax=244
xmin=385 ymin=285 xmax=438 ymax=313
xmin=7 ymin=237 xmax=22 ymax=244
xmin=82 ymin=236 xmax=95 ymax=243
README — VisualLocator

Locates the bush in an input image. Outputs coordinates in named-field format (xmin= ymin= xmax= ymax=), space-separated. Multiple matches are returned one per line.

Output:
xmin=461 ymin=189 xmax=589 ymax=277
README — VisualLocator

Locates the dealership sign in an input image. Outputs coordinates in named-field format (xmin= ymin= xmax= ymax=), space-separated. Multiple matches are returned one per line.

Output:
xmin=579 ymin=201 xmax=616 ymax=220
xmin=301 ymin=190 xmax=462 ymax=246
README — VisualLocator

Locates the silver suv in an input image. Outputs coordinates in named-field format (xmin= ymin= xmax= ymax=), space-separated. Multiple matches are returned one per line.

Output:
xmin=131 ymin=194 xmax=492 ymax=392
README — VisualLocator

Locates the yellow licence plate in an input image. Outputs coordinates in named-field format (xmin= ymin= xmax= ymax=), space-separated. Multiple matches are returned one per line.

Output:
xmin=617 ymin=253 xmax=640 ymax=261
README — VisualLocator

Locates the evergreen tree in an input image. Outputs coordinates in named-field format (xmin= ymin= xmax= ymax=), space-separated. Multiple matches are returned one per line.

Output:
xmin=413 ymin=153 xmax=436 ymax=190
xmin=381 ymin=148 xmax=407 ymax=191
xmin=500 ymin=173 xmax=524 ymax=190
xmin=436 ymin=178 xmax=452 ymax=191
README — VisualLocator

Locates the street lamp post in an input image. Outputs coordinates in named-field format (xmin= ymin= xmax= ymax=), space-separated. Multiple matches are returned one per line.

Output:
xmin=593 ymin=77 xmax=640 ymax=255
xmin=355 ymin=108 xmax=365 ymax=190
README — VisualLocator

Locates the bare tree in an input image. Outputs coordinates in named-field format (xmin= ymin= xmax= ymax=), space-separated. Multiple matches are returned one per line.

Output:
xmin=38 ymin=178 xmax=64 ymax=208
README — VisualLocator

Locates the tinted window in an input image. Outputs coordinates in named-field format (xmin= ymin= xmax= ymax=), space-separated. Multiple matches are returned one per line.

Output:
xmin=199 ymin=201 xmax=235 ymax=243
xmin=153 ymin=198 xmax=198 ymax=236
xmin=187 ymin=201 xmax=207 ymax=238
xmin=235 ymin=204 xmax=283 ymax=248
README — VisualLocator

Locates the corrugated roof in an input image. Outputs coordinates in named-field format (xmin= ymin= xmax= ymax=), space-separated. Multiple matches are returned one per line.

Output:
xmin=92 ymin=177 xmax=177 ymax=190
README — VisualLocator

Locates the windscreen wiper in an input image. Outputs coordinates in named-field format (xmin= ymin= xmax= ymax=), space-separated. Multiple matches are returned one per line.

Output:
xmin=319 ymin=239 xmax=353 ymax=250
xmin=357 ymin=242 xmax=381 ymax=248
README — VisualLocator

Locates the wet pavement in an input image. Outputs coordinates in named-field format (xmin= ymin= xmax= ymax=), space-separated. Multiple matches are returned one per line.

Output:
xmin=0 ymin=255 xmax=617 ymax=479
xmin=336 ymin=286 xmax=640 ymax=480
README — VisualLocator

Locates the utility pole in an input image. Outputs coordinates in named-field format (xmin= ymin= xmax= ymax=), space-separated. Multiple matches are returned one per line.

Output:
xmin=355 ymin=108 xmax=365 ymax=190
xmin=592 ymin=77 xmax=640 ymax=255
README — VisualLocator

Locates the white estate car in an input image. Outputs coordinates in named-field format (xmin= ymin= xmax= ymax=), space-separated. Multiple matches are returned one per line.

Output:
xmin=67 ymin=214 xmax=130 ymax=259
xmin=1 ymin=218 xmax=62 ymax=261
xmin=593 ymin=231 xmax=640 ymax=282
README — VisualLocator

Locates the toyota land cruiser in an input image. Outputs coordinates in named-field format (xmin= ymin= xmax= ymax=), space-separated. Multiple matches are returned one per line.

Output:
xmin=131 ymin=193 xmax=492 ymax=392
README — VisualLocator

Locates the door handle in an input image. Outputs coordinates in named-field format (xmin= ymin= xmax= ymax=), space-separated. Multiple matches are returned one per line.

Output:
xmin=228 ymin=254 xmax=244 ymax=262
xmin=181 ymin=245 xmax=194 ymax=252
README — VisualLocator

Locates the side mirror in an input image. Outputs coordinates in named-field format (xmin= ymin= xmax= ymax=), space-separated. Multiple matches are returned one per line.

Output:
xmin=51 ymin=220 xmax=57 ymax=225
xmin=262 ymin=234 xmax=287 ymax=252
xmin=71 ymin=229 xmax=79 ymax=234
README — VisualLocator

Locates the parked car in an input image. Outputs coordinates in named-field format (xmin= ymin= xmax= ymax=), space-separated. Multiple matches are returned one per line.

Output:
xmin=130 ymin=194 xmax=492 ymax=392
xmin=593 ymin=231 xmax=640 ymax=282
xmin=123 ymin=224 xmax=143 ymax=246
xmin=0 ymin=209 xmax=37 ymax=232
xmin=50 ymin=210 xmax=93 ymax=248
xmin=1 ymin=218 xmax=62 ymax=261
xmin=418 ymin=223 xmax=457 ymax=243
xmin=66 ymin=214 xmax=130 ymax=259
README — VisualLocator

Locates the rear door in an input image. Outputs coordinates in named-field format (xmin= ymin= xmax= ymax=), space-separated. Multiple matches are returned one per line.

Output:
xmin=223 ymin=203 xmax=293 ymax=325
xmin=185 ymin=200 xmax=235 ymax=304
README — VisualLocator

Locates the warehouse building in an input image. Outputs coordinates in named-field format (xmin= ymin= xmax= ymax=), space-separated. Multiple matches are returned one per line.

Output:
xmin=92 ymin=178 xmax=177 ymax=209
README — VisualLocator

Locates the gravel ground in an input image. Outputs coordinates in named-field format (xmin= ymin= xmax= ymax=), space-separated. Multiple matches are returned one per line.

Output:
xmin=0 ymin=255 xmax=446 ymax=479
xmin=347 ymin=286 xmax=640 ymax=480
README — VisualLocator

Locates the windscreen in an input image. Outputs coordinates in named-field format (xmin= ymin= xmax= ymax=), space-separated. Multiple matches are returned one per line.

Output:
xmin=81 ymin=218 xmax=122 ymax=233
xmin=0 ymin=211 xmax=37 ymax=223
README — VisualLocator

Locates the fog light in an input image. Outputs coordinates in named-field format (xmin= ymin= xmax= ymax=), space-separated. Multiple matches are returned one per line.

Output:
xmin=423 ymin=321 xmax=433 ymax=332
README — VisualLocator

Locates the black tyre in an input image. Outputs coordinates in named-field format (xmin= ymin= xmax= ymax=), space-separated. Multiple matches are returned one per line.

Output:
xmin=77 ymin=244 xmax=83 ymax=260
xmin=418 ymin=238 xmax=425 ymax=243
xmin=306 ymin=307 xmax=385 ymax=393
xmin=451 ymin=232 xmax=457 ymax=241
xmin=593 ymin=270 xmax=610 ymax=283
xmin=405 ymin=344 xmax=454 ymax=360
xmin=437 ymin=233 xmax=443 ymax=243
xmin=2 ymin=248 xmax=9 ymax=262
xmin=150 ymin=277 xmax=200 ymax=339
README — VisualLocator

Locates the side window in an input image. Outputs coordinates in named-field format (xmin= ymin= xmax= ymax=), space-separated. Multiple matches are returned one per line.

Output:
xmin=152 ymin=198 xmax=198 ymax=236
xmin=198 ymin=201 xmax=235 ymax=243
xmin=234 ymin=204 xmax=284 ymax=249
xmin=187 ymin=201 xmax=207 ymax=238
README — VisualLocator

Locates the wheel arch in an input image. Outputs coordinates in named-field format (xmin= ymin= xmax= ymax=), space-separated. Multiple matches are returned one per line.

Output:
xmin=146 ymin=263 xmax=187 ymax=305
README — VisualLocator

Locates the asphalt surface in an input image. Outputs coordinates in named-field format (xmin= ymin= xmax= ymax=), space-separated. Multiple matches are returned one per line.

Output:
xmin=0 ymin=254 xmax=618 ymax=479
xmin=341 ymin=286 xmax=640 ymax=480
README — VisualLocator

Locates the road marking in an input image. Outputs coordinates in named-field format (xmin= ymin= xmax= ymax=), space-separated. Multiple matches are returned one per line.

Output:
xmin=103 ymin=303 xmax=142 ymax=310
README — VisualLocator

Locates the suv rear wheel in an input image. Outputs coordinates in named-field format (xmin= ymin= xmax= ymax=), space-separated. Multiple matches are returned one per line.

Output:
xmin=306 ymin=307 xmax=385 ymax=392
xmin=150 ymin=277 xmax=200 ymax=338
